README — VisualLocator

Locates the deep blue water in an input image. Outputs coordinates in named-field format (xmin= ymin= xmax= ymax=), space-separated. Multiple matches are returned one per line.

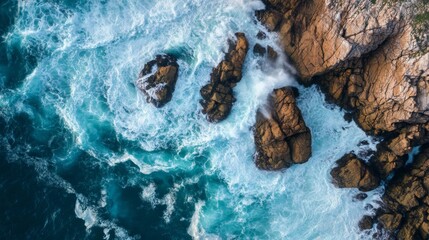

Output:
xmin=0 ymin=1 xmax=384 ymax=239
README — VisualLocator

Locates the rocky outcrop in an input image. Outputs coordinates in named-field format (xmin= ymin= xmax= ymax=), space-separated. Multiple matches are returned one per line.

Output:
xmin=254 ymin=87 xmax=312 ymax=170
xmin=136 ymin=54 xmax=179 ymax=107
xmin=330 ymin=153 xmax=380 ymax=192
xmin=366 ymin=145 xmax=429 ymax=239
xmin=257 ymin=0 xmax=429 ymax=154
xmin=200 ymin=33 xmax=249 ymax=122
xmin=256 ymin=0 xmax=428 ymax=233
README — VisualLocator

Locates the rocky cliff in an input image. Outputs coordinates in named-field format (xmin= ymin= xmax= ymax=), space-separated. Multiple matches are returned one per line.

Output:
xmin=258 ymin=0 xmax=428 ymax=134
xmin=257 ymin=0 xmax=429 ymax=237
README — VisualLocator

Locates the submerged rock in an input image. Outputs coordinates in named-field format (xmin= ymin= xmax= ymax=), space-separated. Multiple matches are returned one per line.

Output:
xmin=330 ymin=153 xmax=380 ymax=192
xmin=200 ymin=32 xmax=249 ymax=122
xmin=254 ymin=87 xmax=312 ymax=170
xmin=136 ymin=54 xmax=179 ymax=108
xmin=353 ymin=193 xmax=368 ymax=201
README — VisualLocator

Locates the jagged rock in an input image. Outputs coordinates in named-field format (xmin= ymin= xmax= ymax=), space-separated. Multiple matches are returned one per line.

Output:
xmin=256 ymin=31 xmax=267 ymax=40
xmin=354 ymin=193 xmax=368 ymax=201
xmin=330 ymin=154 xmax=380 ymax=192
xmin=253 ymin=44 xmax=279 ymax=63
xmin=254 ymin=87 xmax=311 ymax=170
xmin=369 ymin=145 xmax=429 ymax=239
xmin=358 ymin=215 xmax=374 ymax=230
xmin=267 ymin=46 xmax=278 ymax=61
xmin=200 ymin=32 xmax=249 ymax=122
xmin=370 ymin=147 xmax=406 ymax=179
xmin=136 ymin=54 xmax=179 ymax=107
xmin=253 ymin=43 xmax=266 ymax=56
xmin=256 ymin=0 xmax=429 ymax=234
xmin=257 ymin=0 xmax=429 ymax=168
xmin=378 ymin=213 xmax=402 ymax=231
xmin=255 ymin=9 xmax=282 ymax=31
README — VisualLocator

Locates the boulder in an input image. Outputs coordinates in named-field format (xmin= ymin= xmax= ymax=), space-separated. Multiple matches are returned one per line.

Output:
xmin=253 ymin=43 xmax=266 ymax=56
xmin=200 ymin=32 xmax=249 ymax=122
xmin=136 ymin=54 xmax=179 ymax=107
xmin=358 ymin=215 xmax=374 ymax=230
xmin=254 ymin=87 xmax=312 ymax=170
xmin=330 ymin=154 xmax=380 ymax=192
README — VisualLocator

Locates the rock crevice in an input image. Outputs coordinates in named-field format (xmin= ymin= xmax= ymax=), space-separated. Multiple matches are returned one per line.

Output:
xmin=254 ymin=87 xmax=312 ymax=170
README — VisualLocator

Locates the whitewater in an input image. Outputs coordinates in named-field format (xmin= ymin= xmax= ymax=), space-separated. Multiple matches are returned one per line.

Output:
xmin=0 ymin=0 xmax=384 ymax=239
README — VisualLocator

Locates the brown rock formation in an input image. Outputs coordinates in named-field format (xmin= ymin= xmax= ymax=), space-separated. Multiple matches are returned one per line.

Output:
xmin=368 ymin=145 xmax=429 ymax=239
xmin=136 ymin=54 xmax=179 ymax=108
xmin=254 ymin=87 xmax=312 ymax=170
xmin=257 ymin=0 xmax=428 ymax=233
xmin=257 ymin=0 xmax=429 ymax=152
xmin=330 ymin=153 xmax=380 ymax=192
xmin=200 ymin=32 xmax=249 ymax=122
xmin=358 ymin=215 xmax=374 ymax=231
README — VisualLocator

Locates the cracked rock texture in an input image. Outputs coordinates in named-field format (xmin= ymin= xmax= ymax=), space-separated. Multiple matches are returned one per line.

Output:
xmin=330 ymin=153 xmax=380 ymax=192
xmin=370 ymin=145 xmax=429 ymax=239
xmin=254 ymin=87 xmax=312 ymax=170
xmin=257 ymin=0 xmax=428 ymax=236
xmin=200 ymin=32 xmax=249 ymax=122
xmin=136 ymin=54 xmax=179 ymax=108
xmin=259 ymin=0 xmax=428 ymax=134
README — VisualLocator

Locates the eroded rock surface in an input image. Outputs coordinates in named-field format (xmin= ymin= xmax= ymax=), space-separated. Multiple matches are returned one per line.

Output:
xmin=254 ymin=87 xmax=311 ymax=170
xmin=257 ymin=0 xmax=429 ymax=157
xmin=257 ymin=0 xmax=429 ymax=233
xmin=330 ymin=153 xmax=380 ymax=192
xmin=367 ymin=145 xmax=429 ymax=239
xmin=200 ymin=32 xmax=249 ymax=122
xmin=136 ymin=54 xmax=179 ymax=107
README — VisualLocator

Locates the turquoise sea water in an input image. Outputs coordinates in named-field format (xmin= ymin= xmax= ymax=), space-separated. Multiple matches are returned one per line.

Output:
xmin=0 ymin=0 xmax=384 ymax=239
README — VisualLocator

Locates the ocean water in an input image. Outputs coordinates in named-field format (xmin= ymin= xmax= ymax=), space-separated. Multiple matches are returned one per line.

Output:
xmin=0 ymin=0 xmax=384 ymax=239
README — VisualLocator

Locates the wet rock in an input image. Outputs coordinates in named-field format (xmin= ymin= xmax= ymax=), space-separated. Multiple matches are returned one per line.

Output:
xmin=354 ymin=193 xmax=368 ymax=201
xmin=359 ymin=215 xmax=374 ymax=230
xmin=256 ymin=31 xmax=267 ymax=40
xmin=330 ymin=153 xmax=380 ymax=192
xmin=136 ymin=54 xmax=179 ymax=107
xmin=253 ymin=43 xmax=266 ymax=56
xmin=267 ymin=46 xmax=278 ymax=61
xmin=370 ymin=145 xmax=429 ymax=239
xmin=255 ymin=0 xmax=429 ymax=234
xmin=370 ymin=147 xmax=407 ymax=179
xmin=378 ymin=213 xmax=402 ymax=230
xmin=254 ymin=87 xmax=312 ymax=170
xmin=200 ymin=32 xmax=249 ymax=122
xmin=256 ymin=0 xmax=429 ymax=162
xmin=255 ymin=9 xmax=282 ymax=31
